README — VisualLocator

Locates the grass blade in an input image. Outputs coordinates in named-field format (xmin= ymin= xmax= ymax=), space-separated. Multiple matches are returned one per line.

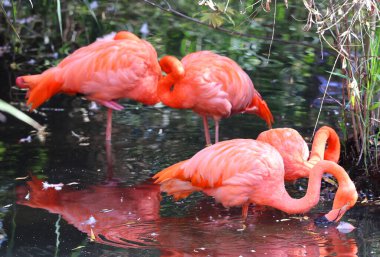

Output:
xmin=56 ymin=0 xmax=63 ymax=38
xmin=0 ymin=99 xmax=44 ymax=132
xmin=0 ymin=2 xmax=20 ymax=39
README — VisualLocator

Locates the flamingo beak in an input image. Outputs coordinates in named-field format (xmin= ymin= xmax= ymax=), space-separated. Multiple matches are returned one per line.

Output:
xmin=314 ymin=202 xmax=350 ymax=226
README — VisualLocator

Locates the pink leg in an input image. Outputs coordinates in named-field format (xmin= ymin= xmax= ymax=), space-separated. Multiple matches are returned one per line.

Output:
xmin=242 ymin=203 xmax=249 ymax=221
xmin=202 ymin=116 xmax=211 ymax=145
xmin=105 ymin=140 xmax=114 ymax=180
xmin=214 ymin=119 xmax=220 ymax=143
xmin=106 ymin=108 xmax=112 ymax=141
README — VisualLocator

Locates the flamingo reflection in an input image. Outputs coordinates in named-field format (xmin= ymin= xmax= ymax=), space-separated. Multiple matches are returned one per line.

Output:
xmin=16 ymin=176 xmax=357 ymax=257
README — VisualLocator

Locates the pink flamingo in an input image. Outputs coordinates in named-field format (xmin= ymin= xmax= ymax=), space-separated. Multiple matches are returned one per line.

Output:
xmin=158 ymin=51 xmax=273 ymax=145
xmin=16 ymin=31 xmax=161 ymax=141
xmin=257 ymin=126 xmax=340 ymax=181
xmin=154 ymin=139 xmax=357 ymax=222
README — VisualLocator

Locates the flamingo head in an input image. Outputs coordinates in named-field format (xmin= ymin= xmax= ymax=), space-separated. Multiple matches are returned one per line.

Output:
xmin=113 ymin=31 xmax=140 ymax=41
xmin=315 ymin=175 xmax=358 ymax=226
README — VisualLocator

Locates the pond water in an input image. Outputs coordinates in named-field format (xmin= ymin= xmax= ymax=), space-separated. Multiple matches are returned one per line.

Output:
xmin=0 ymin=69 xmax=380 ymax=257
xmin=0 ymin=1 xmax=380 ymax=251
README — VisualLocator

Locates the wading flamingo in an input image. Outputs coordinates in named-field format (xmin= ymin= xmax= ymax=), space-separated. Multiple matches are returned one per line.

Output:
xmin=158 ymin=51 xmax=273 ymax=145
xmin=17 ymin=177 xmax=358 ymax=257
xmin=154 ymin=139 xmax=357 ymax=223
xmin=257 ymin=126 xmax=340 ymax=181
xmin=16 ymin=31 xmax=161 ymax=141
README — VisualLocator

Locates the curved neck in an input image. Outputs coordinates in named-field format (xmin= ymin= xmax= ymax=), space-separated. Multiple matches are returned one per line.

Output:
xmin=308 ymin=126 xmax=341 ymax=164
xmin=157 ymin=56 xmax=186 ymax=109
xmin=272 ymin=160 xmax=356 ymax=215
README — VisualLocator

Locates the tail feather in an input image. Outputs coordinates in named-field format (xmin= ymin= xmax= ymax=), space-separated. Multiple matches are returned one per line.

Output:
xmin=245 ymin=92 xmax=274 ymax=128
xmin=16 ymin=69 xmax=62 ymax=110
xmin=153 ymin=160 xmax=201 ymax=200
xmin=153 ymin=160 xmax=188 ymax=183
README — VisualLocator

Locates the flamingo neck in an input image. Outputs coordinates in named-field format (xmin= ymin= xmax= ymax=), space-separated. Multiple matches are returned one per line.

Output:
xmin=309 ymin=126 xmax=341 ymax=164
xmin=158 ymin=74 xmax=184 ymax=108
xmin=158 ymin=56 xmax=187 ymax=109
xmin=271 ymin=160 xmax=356 ymax=215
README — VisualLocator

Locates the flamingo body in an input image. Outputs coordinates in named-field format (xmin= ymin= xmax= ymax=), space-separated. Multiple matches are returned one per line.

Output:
xmin=154 ymin=139 xmax=357 ymax=221
xmin=158 ymin=51 xmax=273 ymax=144
xmin=257 ymin=126 xmax=341 ymax=181
xmin=16 ymin=31 xmax=161 ymax=140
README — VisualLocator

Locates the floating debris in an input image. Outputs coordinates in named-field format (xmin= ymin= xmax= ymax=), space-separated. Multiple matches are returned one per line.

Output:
xmin=90 ymin=228 xmax=96 ymax=241
xmin=15 ymin=176 xmax=29 ymax=180
xmin=336 ymin=221 xmax=356 ymax=233
xmin=24 ymin=192 xmax=30 ymax=200
xmin=100 ymin=209 xmax=113 ymax=213
xmin=66 ymin=182 xmax=80 ymax=186
xmin=71 ymin=245 xmax=85 ymax=251
xmin=19 ymin=135 xmax=32 ymax=143
xmin=71 ymin=131 xmax=90 ymax=143
xmin=42 ymin=182 xmax=64 ymax=191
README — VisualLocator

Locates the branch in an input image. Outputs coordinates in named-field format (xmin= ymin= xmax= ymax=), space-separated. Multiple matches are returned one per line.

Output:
xmin=143 ymin=0 xmax=321 ymax=49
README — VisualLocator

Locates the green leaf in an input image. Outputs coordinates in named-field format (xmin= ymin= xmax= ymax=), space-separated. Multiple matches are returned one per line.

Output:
xmin=326 ymin=71 xmax=349 ymax=80
xmin=56 ymin=0 xmax=63 ymax=38
xmin=369 ymin=102 xmax=380 ymax=111
xmin=82 ymin=0 xmax=99 ymax=25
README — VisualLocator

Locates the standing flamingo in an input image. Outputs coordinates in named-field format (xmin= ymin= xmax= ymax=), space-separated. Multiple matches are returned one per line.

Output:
xmin=16 ymin=31 xmax=161 ymax=141
xmin=257 ymin=126 xmax=340 ymax=181
xmin=154 ymin=139 xmax=357 ymax=222
xmin=158 ymin=51 xmax=273 ymax=145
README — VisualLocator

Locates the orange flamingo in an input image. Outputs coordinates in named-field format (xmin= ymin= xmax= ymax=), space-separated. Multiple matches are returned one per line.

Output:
xmin=17 ymin=177 xmax=358 ymax=257
xmin=257 ymin=126 xmax=340 ymax=181
xmin=158 ymin=51 xmax=274 ymax=145
xmin=16 ymin=31 xmax=161 ymax=141
xmin=154 ymin=139 xmax=357 ymax=223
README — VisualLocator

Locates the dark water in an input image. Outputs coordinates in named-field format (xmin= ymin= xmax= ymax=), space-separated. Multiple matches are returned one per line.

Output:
xmin=0 ymin=72 xmax=380 ymax=256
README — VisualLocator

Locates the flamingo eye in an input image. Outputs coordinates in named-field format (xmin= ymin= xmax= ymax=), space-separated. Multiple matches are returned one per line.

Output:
xmin=170 ymin=85 xmax=174 ymax=92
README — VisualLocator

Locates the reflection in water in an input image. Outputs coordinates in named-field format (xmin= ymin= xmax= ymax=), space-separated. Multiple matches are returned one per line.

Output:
xmin=17 ymin=176 xmax=358 ymax=257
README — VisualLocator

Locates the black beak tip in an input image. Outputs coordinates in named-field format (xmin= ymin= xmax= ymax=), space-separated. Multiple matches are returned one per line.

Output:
xmin=314 ymin=215 xmax=336 ymax=227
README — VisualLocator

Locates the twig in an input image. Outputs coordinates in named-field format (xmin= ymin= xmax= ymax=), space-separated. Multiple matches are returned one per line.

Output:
xmin=143 ymin=0 xmax=321 ymax=49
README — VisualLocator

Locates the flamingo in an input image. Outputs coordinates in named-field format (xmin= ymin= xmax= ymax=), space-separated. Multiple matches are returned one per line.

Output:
xmin=157 ymin=51 xmax=274 ymax=145
xmin=17 ymin=177 xmax=358 ymax=257
xmin=15 ymin=31 xmax=161 ymax=141
xmin=154 ymin=139 xmax=357 ymax=222
xmin=257 ymin=126 xmax=340 ymax=181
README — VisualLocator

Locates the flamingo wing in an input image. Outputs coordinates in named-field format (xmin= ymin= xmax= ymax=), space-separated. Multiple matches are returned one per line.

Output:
xmin=180 ymin=51 xmax=254 ymax=118
xmin=57 ymin=38 xmax=160 ymax=105
xmin=155 ymin=139 xmax=284 ymax=189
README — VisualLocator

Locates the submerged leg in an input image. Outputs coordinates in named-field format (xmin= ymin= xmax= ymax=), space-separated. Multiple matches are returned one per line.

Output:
xmin=214 ymin=119 xmax=220 ymax=143
xmin=106 ymin=108 xmax=113 ymax=141
xmin=202 ymin=116 xmax=211 ymax=146
xmin=105 ymin=140 xmax=114 ymax=180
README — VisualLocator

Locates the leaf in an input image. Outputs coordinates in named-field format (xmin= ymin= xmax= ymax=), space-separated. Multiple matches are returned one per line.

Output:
xmin=0 ymin=100 xmax=43 ymax=131
xmin=0 ymin=2 xmax=20 ymax=39
xmin=200 ymin=12 xmax=225 ymax=28
xmin=56 ymin=0 xmax=63 ymax=38
xmin=326 ymin=71 xmax=349 ymax=80
xmin=369 ymin=102 xmax=380 ymax=111
xmin=82 ymin=0 xmax=99 ymax=25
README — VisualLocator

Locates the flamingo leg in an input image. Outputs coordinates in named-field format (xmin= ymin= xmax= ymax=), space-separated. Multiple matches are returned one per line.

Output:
xmin=214 ymin=119 xmax=220 ymax=143
xmin=202 ymin=116 xmax=211 ymax=146
xmin=242 ymin=203 xmax=249 ymax=221
xmin=106 ymin=108 xmax=113 ymax=141
xmin=105 ymin=140 xmax=114 ymax=180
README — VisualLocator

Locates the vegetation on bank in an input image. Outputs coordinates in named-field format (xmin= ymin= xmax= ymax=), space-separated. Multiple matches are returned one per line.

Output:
xmin=0 ymin=0 xmax=379 ymax=172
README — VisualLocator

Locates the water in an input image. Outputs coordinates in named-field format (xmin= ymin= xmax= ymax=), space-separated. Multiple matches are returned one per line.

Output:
xmin=0 ymin=71 xmax=379 ymax=257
